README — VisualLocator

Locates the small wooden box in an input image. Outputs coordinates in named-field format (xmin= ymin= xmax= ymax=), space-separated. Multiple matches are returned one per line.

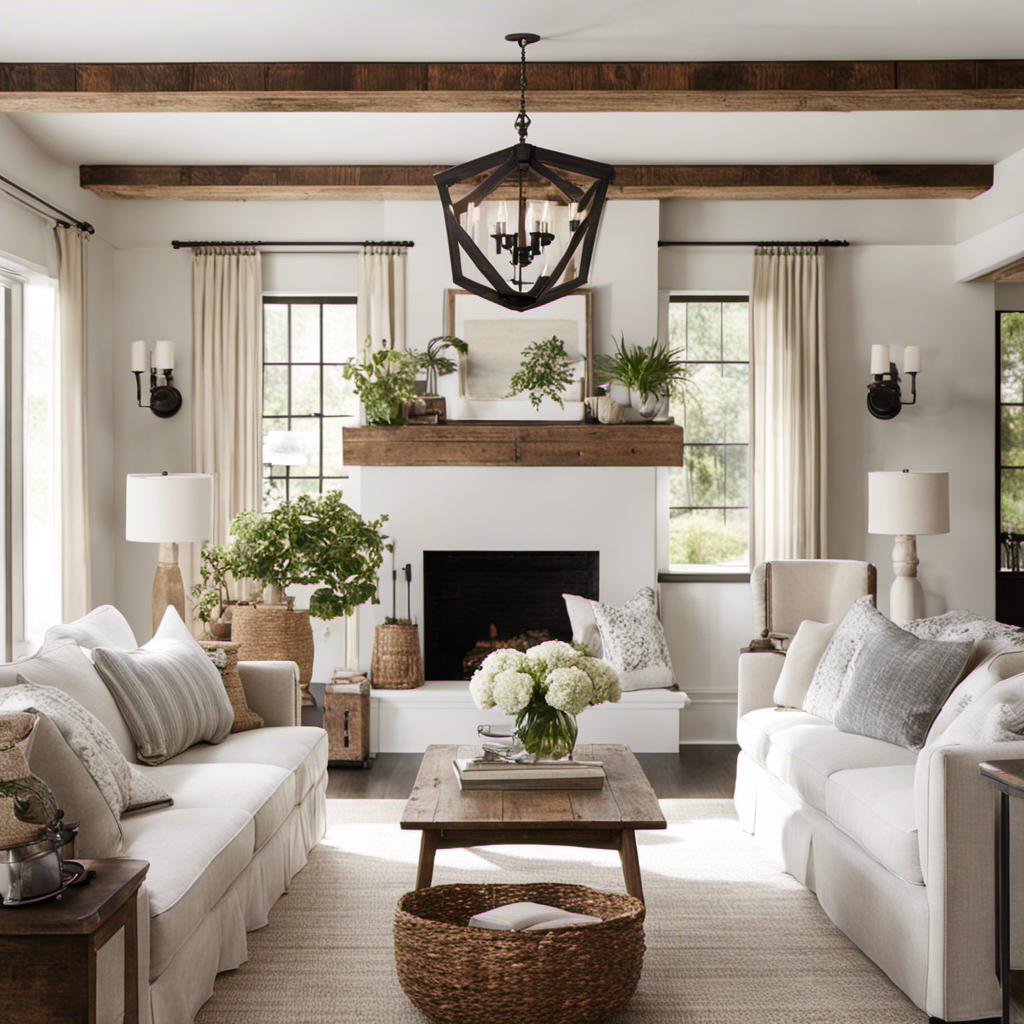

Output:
xmin=324 ymin=681 xmax=371 ymax=766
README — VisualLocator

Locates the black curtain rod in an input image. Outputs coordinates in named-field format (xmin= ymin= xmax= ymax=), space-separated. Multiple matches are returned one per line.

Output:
xmin=171 ymin=239 xmax=414 ymax=250
xmin=658 ymin=239 xmax=849 ymax=248
xmin=0 ymin=171 xmax=94 ymax=235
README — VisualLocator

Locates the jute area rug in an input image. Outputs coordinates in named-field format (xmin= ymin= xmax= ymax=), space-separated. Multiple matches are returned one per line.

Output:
xmin=195 ymin=798 xmax=926 ymax=1024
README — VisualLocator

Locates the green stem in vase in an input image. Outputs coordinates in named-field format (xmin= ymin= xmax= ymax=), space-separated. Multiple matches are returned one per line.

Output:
xmin=514 ymin=701 xmax=578 ymax=761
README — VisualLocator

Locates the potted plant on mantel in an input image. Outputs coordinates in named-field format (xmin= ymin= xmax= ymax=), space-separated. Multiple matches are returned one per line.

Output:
xmin=594 ymin=335 xmax=690 ymax=421
xmin=228 ymin=491 xmax=389 ymax=705
xmin=341 ymin=337 xmax=420 ymax=425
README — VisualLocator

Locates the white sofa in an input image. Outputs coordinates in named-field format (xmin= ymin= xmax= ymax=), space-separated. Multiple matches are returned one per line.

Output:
xmin=735 ymin=560 xmax=1023 ymax=1023
xmin=0 ymin=607 xmax=328 ymax=1024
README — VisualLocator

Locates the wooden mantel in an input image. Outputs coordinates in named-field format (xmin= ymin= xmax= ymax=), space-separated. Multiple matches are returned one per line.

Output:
xmin=341 ymin=423 xmax=684 ymax=467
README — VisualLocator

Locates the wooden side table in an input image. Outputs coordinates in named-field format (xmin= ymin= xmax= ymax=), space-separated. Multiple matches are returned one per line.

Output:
xmin=981 ymin=760 xmax=1024 ymax=1024
xmin=0 ymin=858 xmax=148 ymax=1024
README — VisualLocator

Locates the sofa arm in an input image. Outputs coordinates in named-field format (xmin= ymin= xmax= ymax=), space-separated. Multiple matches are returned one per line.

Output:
xmin=238 ymin=660 xmax=302 ymax=727
xmin=737 ymin=650 xmax=785 ymax=718
xmin=916 ymin=740 xmax=1024 ymax=1020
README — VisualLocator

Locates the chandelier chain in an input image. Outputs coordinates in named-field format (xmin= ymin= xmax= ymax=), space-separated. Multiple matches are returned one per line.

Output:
xmin=515 ymin=38 xmax=531 ymax=144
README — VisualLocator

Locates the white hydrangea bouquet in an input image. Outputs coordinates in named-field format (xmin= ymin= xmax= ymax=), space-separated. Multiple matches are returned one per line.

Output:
xmin=469 ymin=640 xmax=621 ymax=761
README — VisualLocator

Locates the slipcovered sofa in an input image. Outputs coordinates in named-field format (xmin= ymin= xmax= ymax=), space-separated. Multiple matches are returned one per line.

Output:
xmin=735 ymin=560 xmax=1024 ymax=1022
xmin=0 ymin=606 xmax=328 ymax=1024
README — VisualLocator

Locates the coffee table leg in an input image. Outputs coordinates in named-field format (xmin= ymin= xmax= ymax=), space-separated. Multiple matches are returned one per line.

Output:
xmin=416 ymin=832 xmax=438 ymax=889
xmin=619 ymin=829 xmax=644 ymax=904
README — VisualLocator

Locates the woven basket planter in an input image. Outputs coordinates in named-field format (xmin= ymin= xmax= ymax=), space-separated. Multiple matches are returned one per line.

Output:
xmin=394 ymin=883 xmax=645 ymax=1024
xmin=371 ymin=622 xmax=424 ymax=689
xmin=230 ymin=604 xmax=314 ymax=687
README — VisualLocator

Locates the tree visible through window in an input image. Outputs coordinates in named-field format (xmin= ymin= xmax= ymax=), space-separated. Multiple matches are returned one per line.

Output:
xmin=1000 ymin=311 xmax=1024 ymax=568
xmin=262 ymin=297 xmax=358 ymax=509
xmin=667 ymin=296 xmax=750 ymax=567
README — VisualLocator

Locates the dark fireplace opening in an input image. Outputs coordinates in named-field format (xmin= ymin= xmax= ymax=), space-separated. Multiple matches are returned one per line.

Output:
xmin=423 ymin=551 xmax=600 ymax=681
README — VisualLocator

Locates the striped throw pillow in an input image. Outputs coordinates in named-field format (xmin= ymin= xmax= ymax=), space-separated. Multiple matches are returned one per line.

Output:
xmin=93 ymin=607 xmax=234 ymax=765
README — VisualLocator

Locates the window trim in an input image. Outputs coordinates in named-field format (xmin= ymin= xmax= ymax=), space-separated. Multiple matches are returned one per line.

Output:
xmin=998 ymin=309 xmax=1024 ymax=574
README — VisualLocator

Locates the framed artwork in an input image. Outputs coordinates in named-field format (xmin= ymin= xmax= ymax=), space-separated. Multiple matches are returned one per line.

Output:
xmin=445 ymin=289 xmax=593 ymax=417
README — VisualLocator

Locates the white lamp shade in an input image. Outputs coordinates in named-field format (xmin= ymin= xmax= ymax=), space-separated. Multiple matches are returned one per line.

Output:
xmin=868 ymin=471 xmax=950 ymax=536
xmin=263 ymin=430 xmax=309 ymax=466
xmin=126 ymin=473 xmax=214 ymax=543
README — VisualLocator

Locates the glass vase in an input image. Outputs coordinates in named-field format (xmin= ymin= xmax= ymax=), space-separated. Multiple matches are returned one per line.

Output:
xmin=514 ymin=702 xmax=578 ymax=761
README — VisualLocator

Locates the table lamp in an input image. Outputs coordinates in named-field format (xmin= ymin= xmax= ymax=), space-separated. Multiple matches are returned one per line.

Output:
xmin=126 ymin=473 xmax=214 ymax=636
xmin=868 ymin=470 xmax=949 ymax=623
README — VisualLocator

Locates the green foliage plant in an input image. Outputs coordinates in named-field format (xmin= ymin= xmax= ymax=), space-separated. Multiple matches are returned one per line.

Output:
xmin=230 ymin=490 xmax=390 ymax=621
xmin=188 ymin=542 xmax=236 ymax=630
xmin=506 ymin=335 xmax=577 ymax=409
xmin=418 ymin=335 xmax=468 ymax=394
xmin=341 ymin=336 xmax=420 ymax=425
xmin=594 ymin=334 xmax=690 ymax=400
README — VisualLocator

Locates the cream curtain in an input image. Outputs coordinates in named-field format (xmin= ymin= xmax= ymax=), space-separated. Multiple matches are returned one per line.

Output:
xmin=54 ymin=226 xmax=91 ymax=620
xmin=357 ymin=245 xmax=406 ymax=351
xmin=749 ymin=245 xmax=827 ymax=565
xmin=191 ymin=248 xmax=263 ymax=611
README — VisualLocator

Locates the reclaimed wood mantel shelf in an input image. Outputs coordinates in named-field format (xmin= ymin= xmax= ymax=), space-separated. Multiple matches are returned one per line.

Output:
xmin=341 ymin=422 xmax=684 ymax=467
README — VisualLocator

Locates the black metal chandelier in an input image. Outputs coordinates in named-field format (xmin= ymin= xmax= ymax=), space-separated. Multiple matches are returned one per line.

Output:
xmin=434 ymin=33 xmax=615 ymax=312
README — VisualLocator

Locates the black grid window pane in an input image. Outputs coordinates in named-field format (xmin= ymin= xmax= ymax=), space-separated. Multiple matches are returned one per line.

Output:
xmin=999 ymin=312 xmax=1024 ymax=569
xmin=667 ymin=296 xmax=750 ymax=567
xmin=262 ymin=296 xmax=357 ymax=509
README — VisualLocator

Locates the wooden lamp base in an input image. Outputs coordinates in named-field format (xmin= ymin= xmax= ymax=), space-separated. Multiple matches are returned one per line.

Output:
xmin=152 ymin=542 xmax=186 ymax=636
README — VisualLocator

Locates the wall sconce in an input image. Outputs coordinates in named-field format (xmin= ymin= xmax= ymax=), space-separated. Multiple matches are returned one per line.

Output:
xmin=131 ymin=340 xmax=182 ymax=418
xmin=867 ymin=344 xmax=921 ymax=420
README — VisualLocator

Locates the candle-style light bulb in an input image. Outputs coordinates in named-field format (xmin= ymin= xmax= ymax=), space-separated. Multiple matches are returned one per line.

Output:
xmin=131 ymin=340 xmax=148 ymax=373
xmin=904 ymin=346 xmax=922 ymax=373
xmin=154 ymin=340 xmax=175 ymax=372
xmin=870 ymin=344 xmax=890 ymax=375
xmin=568 ymin=201 xmax=579 ymax=226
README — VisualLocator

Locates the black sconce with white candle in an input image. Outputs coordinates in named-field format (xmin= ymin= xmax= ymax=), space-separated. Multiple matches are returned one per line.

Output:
xmin=867 ymin=344 xmax=921 ymax=420
xmin=131 ymin=340 xmax=182 ymax=417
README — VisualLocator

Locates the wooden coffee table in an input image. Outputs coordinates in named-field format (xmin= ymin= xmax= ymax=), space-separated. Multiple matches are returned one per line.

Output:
xmin=401 ymin=743 xmax=666 ymax=903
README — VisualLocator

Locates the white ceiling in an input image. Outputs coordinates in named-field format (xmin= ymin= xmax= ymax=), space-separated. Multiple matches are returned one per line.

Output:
xmin=5 ymin=0 xmax=1024 ymax=61
xmin=12 ymin=110 xmax=1024 ymax=167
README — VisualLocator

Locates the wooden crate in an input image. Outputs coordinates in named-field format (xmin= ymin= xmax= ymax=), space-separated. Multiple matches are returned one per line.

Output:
xmin=324 ymin=680 xmax=371 ymax=766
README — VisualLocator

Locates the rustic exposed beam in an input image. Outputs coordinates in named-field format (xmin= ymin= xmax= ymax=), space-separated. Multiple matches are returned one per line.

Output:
xmin=79 ymin=164 xmax=993 ymax=201
xmin=6 ymin=61 xmax=1024 ymax=112
xmin=975 ymin=253 xmax=1024 ymax=282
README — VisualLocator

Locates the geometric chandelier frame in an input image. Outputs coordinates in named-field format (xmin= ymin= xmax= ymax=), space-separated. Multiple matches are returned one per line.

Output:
xmin=434 ymin=33 xmax=615 ymax=312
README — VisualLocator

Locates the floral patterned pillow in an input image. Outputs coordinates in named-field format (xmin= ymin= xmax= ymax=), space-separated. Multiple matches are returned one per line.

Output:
xmin=590 ymin=587 xmax=674 ymax=680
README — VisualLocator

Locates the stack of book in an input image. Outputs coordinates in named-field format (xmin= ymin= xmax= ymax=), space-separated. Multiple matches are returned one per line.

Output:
xmin=453 ymin=756 xmax=605 ymax=791
xmin=331 ymin=668 xmax=368 ymax=685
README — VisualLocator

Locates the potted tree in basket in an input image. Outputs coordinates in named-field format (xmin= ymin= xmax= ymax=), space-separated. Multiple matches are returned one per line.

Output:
xmin=228 ymin=491 xmax=390 ymax=704
xmin=188 ymin=542 xmax=237 ymax=639
xmin=594 ymin=335 xmax=690 ymax=421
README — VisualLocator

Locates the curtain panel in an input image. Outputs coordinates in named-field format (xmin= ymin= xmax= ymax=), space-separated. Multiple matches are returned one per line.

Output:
xmin=749 ymin=245 xmax=828 ymax=565
xmin=357 ymin=245 xmax=406 ymax=351
xmin=54 ymin=225 xmax=91 ymax=620
xmin=191 ymin=248 xmax=263 ymax=615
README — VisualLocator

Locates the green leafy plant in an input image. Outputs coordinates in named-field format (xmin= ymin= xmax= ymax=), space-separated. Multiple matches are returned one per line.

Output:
xmin=506 ymin=336 xmax=577 ymax=409
xmin=188 ymin=542 xmax=236 ymax=630
xmin=229 ymin=490 xmax=390 ymax=621
xmin=418 ymin=335 xmax=468 ymax=394
xmin=341 ymin=336 xmax=420 ymax=425
xmin=594 ymin=334 xmax=690 ymax=399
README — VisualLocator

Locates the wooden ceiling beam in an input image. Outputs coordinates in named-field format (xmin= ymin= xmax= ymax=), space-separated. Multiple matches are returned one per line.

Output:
xmin=5 ymin=60 xmax=1024 ymax=112
xmin=78 ymin=164 xmax=993 ymax=201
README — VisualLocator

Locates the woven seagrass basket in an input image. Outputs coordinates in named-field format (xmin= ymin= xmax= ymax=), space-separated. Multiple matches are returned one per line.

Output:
xmin=370 ymin=622 xmax=424 ymax=689
xmin=394 ymin=883 xmax=645 ymax=1024
xmin=230 ymin=604 xmax=314 ymax=687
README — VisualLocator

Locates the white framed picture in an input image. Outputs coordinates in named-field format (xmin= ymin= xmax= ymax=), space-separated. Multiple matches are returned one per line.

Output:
xmin=445 ymin=289 xmax=593 ymax=420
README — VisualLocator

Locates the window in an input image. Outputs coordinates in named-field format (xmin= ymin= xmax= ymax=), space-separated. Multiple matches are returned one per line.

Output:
xmin=998 ymin=311 xmax=1024 ymax=625
xmin=667 ymin=295 xmax=750 ymax=568
xmin=261 ymin=297 xmax=358 ymax=509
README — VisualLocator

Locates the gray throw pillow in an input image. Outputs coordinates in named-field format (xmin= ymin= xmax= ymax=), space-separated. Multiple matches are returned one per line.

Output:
xmin=833 ymin=622 xmax=973 ymax=751
xmin=93 ymin=606 xmax=234 ymax=765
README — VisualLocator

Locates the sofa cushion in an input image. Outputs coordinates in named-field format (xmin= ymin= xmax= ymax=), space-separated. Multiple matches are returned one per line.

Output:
xmin=0 ymin=640 xmax=136 ymax=760
xmin=120 ymin=807 xmax=255 ymax=980
xmin=94 ymin=607 xmax=235 ymax=765
xmin=935 ymin=674 xmax=1024 ymax=744
xmin=162 ymin=726 xmax=328 ymax=801
xmin=44 ymin=605 xmax=138 ymax=652
xmin=927 ymin=644 xmax=1024 ymax=743
xmin=825 ymin=765 xmax=922 ymax=884
xmin=738 ymin=707 xmax=916 ymax=814
xmin=773 ymin=619 xmax=838 ymax=709
xmin=137 ymin=762 xmax=294 ymax=851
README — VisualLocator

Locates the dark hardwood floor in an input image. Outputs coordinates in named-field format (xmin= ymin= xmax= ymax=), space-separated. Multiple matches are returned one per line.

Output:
xmin=326 ymin=744 xmax=740 ymax=800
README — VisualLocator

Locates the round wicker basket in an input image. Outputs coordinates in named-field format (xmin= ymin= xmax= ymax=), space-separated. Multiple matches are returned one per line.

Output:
xmin=394 ymin=883 xmax=645 ymax=1024
xmin=230 ymin=604 xmax=314 ymax=686
xmin=370 ymin=622 xmax=424 ymax=689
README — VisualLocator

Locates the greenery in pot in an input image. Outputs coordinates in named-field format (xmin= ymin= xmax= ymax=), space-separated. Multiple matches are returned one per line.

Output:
xmin=229 ymin=490 xmax=390 ymax=621
xmin=188 ymin=542 xmax=236 ymax=634
xmin=418 ymin=335 xmax=468 ymax=395
xmin=506 ymin=335 xmax=577 ymax=409
xmin=341 ymin=337 xmax=420 ymax=425
xmin=594 ymin=334 xmax=690 ymax=403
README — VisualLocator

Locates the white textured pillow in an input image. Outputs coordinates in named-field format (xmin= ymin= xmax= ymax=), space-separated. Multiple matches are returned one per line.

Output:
xmin=94 ymin=606 xmax=234 ymax=765
xmin=563 ymin=593 xmax=602 ymax=656
xmin=618 ymin=666 xmax=675 ymax=692
xmin=590 ymin=587 xmax=674 ymax=680
xmin=773 ymin=620 xmax=839 ymax=709
xmin=936 ymin=675 xmax=1024 ymax=744
xmin=44 ymin=604 xmax=138 ymax=652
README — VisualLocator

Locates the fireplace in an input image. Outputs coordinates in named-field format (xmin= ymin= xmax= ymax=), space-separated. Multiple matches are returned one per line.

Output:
xmin=423 ymin=551 xmax=600 ymax=680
